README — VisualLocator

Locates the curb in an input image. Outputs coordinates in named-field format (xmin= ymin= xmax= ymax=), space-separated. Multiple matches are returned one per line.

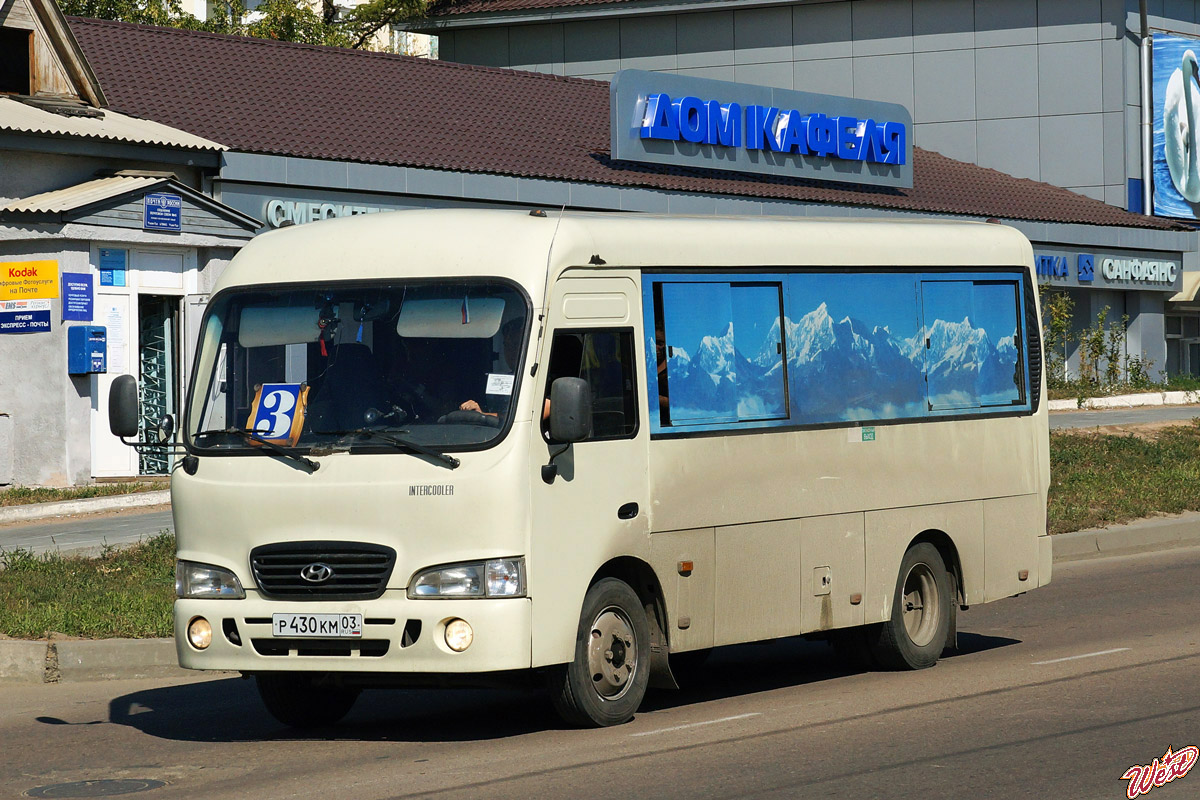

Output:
xmin=0 ymin=638 xmax=185 ymax=684
xmin=1051 ymin=513 xmax=1200 ymax=562
xmin=1047 ymin=390 xmax=1200 ymax=411
xmin=0 ymin=490 xmax=171 ymax=525
xmin=0 ymin=518 xmax=1196 ymax=685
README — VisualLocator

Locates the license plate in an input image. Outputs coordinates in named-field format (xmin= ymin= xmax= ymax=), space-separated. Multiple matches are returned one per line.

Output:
xmin=271 ymin=613 xmax=362 ymax=638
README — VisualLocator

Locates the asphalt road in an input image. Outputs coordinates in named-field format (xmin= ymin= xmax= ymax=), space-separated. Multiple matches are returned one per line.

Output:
xmin=2 ymin=544 xmax=1198 ymax=800
xmin=0 ymin=507 xmax=173 ymax=555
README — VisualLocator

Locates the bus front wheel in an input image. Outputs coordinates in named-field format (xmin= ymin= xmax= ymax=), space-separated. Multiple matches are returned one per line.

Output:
xmin=255 ymin=673 xmax=360 ymax=728
xmin=548 ymin=577 xmax=651 ymax=727
xmin=870 ymin=543 xmax=951 ymax=670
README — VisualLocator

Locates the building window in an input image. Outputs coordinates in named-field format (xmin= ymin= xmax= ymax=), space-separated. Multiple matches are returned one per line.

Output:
xmin=0 ymin=29 xmax=31 ymax=95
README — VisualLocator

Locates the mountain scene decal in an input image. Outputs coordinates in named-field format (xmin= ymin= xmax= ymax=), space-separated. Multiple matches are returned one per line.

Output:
xmin=650 ymin=275 xmax=1023 ymax=427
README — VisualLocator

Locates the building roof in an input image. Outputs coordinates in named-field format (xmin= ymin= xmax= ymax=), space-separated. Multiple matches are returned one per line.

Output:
xmin=69 ymin=16 xmax=1186 ymax=232
xmin=0 ymin=175 xmax=261 ymax=230
xmin=427 ymin=0 xmax=633 ymax=15
xmin=0 ymin=96 xmax=224 ymax=152
xmin=2 ymin=175 xmax=162 ymax=214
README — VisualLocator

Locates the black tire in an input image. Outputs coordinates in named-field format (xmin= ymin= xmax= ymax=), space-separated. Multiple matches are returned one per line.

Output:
xmin=868 ymin=543 xmax=952 ymax=670
xmin=548 ymin=578 xmax=651 ymax=727
xmin=255 ymin=673 xmax=360 ymax=728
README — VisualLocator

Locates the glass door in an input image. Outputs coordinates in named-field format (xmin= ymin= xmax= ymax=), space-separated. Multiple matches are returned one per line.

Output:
xmin=137 ymin=295 xmax=179 ymax=475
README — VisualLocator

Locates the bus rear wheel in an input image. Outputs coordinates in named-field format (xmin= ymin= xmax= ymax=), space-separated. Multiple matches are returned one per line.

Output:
xmin=255 ymin=673 xmax=360 ymax=728
xmin=869 ymin=543 xmax=951 ymax=670
xmin=549 ymin=577 xmax=651 ymax=727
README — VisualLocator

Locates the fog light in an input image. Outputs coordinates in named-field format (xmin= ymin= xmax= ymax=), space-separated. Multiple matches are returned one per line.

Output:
xmin=188 ymin=617 xmax=213 ymax=650
xmin=444 ymin=619 xmax=473 ymax=652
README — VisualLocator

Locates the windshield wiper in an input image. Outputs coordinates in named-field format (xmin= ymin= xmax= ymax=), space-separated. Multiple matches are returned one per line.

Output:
xmin=192 ymin=428 xmax=320 ymax=473
xmin=318 ymin=428 xmax=460 ymax=470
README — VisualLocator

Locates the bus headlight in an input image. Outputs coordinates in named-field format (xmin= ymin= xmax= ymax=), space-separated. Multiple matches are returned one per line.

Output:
xmin=187 ymin=617 xmax=213 ymax=650
xmin=409 ymin=558 xmax=525 ymax=599
xmin=176 ymin=560 xmax=246 ymax=599
xmin=444 ymin=619 xmax=474 ymax=652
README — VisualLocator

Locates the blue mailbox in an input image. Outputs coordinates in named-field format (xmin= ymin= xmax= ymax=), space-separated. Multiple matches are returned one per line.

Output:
xmin=67 ymin=325 xmax=107 ymax=374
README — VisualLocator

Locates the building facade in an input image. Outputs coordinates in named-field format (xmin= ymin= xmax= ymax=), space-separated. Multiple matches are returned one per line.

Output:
xmin=0 ymin=0 xmax=257 ymax=486
xmin=411 ymin=0 xmax=1200 ymax=379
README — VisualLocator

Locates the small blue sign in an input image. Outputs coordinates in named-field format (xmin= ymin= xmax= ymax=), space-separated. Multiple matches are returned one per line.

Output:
xmin=62 ymin=273 xmax=93 ymax=321
xmin=0 ymin=309 xmax=50 ymax=333
xmin=144 ymin=193 xmax=182 ymax=232
xmin=252 ymin=383 xmax=303 ymax=441
xmin=99 ymin=248 xmax=126 ymax=287
xmin=1077 ymin=254 xmax=1095 ymax=283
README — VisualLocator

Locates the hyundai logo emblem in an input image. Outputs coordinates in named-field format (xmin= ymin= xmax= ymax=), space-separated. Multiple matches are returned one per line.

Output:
xmin=300 ymin=563 xmax=334 ymax=583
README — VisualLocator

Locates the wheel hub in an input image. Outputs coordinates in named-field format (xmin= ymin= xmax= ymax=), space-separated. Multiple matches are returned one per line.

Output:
xmin=901 ymin=562 xmax=940 ymax=647
xmin=587 ymin=606 xmax=638 ymax=700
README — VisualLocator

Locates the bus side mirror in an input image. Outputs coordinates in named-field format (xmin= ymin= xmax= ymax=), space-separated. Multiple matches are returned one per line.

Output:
xmin=109 ymin=374 xmax=140 ymax=439
xmin=543 ymin=378 xmax=592 ymax=484
xmin=548 ymin=377 xmax=592 ymax=443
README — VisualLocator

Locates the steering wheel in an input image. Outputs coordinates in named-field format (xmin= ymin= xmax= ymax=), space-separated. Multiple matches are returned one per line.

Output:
xmin=437 ymin=410 xmax=501 ymax=428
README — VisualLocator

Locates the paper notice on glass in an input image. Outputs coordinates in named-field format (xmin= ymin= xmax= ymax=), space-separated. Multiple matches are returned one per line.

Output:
xmin=485 ymin=373 xmax=515 ymax=395
xmin=102 ymin=299 xmax=128 ymax=372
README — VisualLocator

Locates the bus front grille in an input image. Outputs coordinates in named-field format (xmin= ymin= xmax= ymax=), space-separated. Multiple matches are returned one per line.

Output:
xmin=250 ymin=541 xmax=397 ymax=600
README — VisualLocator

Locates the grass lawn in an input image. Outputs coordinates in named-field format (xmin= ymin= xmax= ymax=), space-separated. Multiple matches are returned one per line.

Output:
xmin=1049 ymin=422 xmax=1200 ymax=534
xmin=0 ymin=532 xmax=175 ymax=639
xmin=0 ymin=482 xmax=162 ymax=507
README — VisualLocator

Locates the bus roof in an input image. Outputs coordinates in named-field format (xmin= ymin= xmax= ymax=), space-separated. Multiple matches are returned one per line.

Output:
xmin=215 ymin=208 xmax=1035 ymax=301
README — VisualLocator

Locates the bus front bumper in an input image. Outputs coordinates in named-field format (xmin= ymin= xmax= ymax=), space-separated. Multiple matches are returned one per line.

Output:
xmin=174 ymin=594 xmax=533 ymax=674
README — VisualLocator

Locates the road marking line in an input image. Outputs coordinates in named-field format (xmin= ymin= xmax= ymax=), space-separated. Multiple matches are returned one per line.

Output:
xmin=1032 ymin=647 xmax=1131 ymax=665
xmin=631 ymin=713 xmax=760 ymax=737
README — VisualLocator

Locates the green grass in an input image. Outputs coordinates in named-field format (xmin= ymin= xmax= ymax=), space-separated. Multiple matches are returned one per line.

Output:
xmin=0 ymin=532 xmax=175 ymax=639
xmin=1049 ymin=422 xmax=1200 ymax=534
xmin=0 ymin=482 xmax=163 ymax=507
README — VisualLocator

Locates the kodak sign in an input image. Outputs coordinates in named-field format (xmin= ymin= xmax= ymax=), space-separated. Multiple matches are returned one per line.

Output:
xmin=0 ymin=260 xmax=59 ymax=301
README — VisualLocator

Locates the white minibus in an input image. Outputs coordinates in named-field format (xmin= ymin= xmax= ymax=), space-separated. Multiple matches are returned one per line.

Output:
xmin=109 ymin=209 xmax=1051 ymax=728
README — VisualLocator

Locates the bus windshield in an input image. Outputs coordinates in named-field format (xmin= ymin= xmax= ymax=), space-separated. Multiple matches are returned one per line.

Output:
xmin=187 ymin=280 xmax=529 ymax=453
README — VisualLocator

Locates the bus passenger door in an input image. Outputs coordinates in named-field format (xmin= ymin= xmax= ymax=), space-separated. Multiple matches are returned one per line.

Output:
xmin=528 ymin=275 xmax=651 ymax=668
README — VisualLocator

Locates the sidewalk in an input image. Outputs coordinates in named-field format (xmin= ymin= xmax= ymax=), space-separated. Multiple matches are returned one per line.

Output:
xmin=1046 ymin=388 xmax=1200 ymax=411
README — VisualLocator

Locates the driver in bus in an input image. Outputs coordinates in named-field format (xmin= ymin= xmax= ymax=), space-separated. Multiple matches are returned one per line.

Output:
xmin=458 ymin=318 xmax=537 ymax=419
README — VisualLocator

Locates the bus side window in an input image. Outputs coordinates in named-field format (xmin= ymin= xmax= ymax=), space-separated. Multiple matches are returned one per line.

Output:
xmin=544 ymin=329 xmax=638 ymax=441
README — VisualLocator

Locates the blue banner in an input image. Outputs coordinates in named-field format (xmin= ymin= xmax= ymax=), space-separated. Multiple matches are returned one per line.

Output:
xmin=0 ymin=301 xmax=51 ymax=333
xmin=62 ymin=273 xmax=93 ymax=321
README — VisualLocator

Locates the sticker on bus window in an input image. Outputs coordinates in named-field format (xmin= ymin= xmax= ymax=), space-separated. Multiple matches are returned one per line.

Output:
xmin=246 ymin=383 xmax=309 ymax=446
xmin=485 ymin=373 xmax=515 ymax=395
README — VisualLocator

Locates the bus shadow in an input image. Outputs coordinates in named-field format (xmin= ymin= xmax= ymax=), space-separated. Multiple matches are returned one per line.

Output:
xmin=92 ymin=631 xmax=1019 ymax=743
xmin=642 ymin=631 xmax=1020 ymax=711
xmin=97 ymin=677 xmax=559 ymax=744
